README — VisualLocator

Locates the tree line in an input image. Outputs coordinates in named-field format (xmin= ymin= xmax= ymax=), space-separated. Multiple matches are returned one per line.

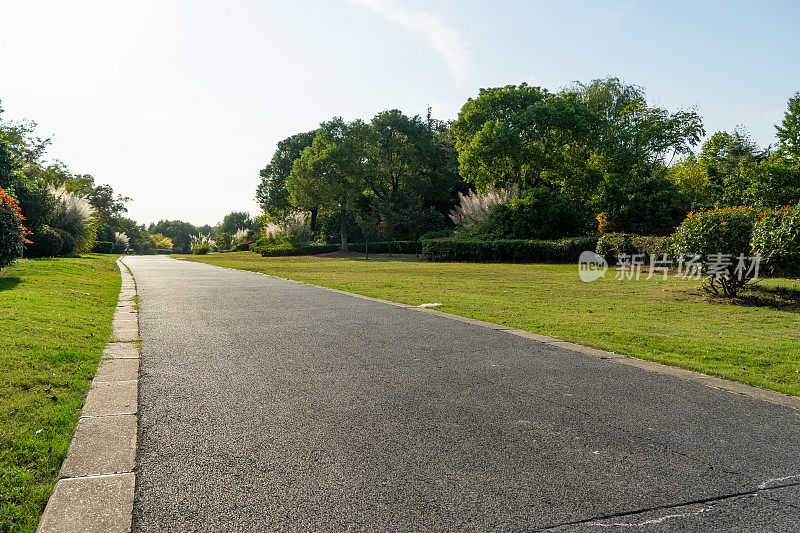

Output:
xmin=256 ymin=78 xmax=800 ymax=251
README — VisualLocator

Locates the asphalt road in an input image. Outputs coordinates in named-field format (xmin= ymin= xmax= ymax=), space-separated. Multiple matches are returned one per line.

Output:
xmin=125 ymin=255 xmax=800 ymax=532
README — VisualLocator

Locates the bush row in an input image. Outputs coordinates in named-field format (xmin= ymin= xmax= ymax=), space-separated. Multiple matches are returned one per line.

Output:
xmin=595 ymin=233 xmax=672 ymax=264
xmin=254 ymin=240 xmax=420 ymax=257
xmin=421 ymin=237 xmax=598 ymax=263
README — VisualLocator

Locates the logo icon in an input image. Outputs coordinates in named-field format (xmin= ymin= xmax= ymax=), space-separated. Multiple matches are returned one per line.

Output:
xmin=578 ymin=251 xmax=608 ymax=282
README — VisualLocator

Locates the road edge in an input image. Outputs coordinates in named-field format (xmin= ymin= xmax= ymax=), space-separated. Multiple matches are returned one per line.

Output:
xmin=37 ymin=257 xmax=140 ymax=533
xmin=179 ymin=258 xmax=800 ymax=412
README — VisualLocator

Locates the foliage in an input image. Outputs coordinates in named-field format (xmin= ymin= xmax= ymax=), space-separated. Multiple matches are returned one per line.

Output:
xmin=631 ymin=235 xmax=673 ymax=262
xmin=672 ymin=207 xmax=762 ymax=296
xmin=364 ymin=110 xmax=458 ymax=241
xmin=471 ymin=186 xmax=582 ymax=240
xmin=53 ymin=229 xmax=76 ymax=256
xmin=257 ymin=131 xmax=317 ymax=217
xmin=215 ymin=232 xmax=233 ymax=252
xmin=93 ymin=241 xmax=114 ymax=253
xmin=574 ymin=77 xmax=704 ymax=179
xmin=0 ymin=187 xmax=27 ymax=268
xmin=596 ymin=233 xmax=673 ymax=264
xmin=775 ymin=91 xmax=800 ymax=161
xmin=148 ymin=220 xmax=198 ymax=254
xmin=151 ymin=233 xmax=173 ymax=251
xmin=49 ymin=186 xmax=97 ymax=253
xmin=26 ymin=226 xmax=63 ymax=258
xmin=751 ymin=203 xmax=800 ymax=278
xmin=192 ymin=243 xmax=211 ymax=255
xmin=218 ymin=211 xmax=256 ymax=236
xmin=421 ymin=237 xmax=597 ymax=263
xmin=257 ymin=242 xmax=339 ymax=257
xmin=452 ymin=84 xmax=595 ymax=192
xmin=595 ymin=233 xmax=636 ymax=264
xmin=287 ymin=117 xmax=375 ymax=251
xmin=593 ymin=173 xmax=688 ymax=235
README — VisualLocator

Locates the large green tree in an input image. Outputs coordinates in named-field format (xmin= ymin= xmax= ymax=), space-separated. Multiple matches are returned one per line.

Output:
xmin=776 ymin=91 xmax=800 ymax=161
xmin=452 ymin=84 xmax=595 ymax=192
xmin=257 ymin=130 xmax=316 ymax=223
xmin=148 ymin=220 xmax=199 ymax=254
xmin=287 ymin=118 xmax=375 ymax=252
xmin=365 ymin=110 xmax=456 ymax=240
xmin=575 ymin=77 xmax=705 ymax=178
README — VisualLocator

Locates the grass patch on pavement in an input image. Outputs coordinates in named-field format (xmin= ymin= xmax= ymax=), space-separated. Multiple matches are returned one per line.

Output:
xmin=180 ymin=251 xmax=800 ymax=397
xmin=0 ymin=255 xmax=120 ymax=533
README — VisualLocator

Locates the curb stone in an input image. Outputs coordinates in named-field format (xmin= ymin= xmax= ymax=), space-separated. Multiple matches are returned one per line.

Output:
xmin=38 ymin=258 xmax=139 ymax=533
xmin=182 ymin=258 xmax=800 ymax=412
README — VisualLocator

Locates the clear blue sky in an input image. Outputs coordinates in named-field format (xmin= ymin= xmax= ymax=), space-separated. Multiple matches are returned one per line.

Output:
xmin=1 ymin=0 xmax=798 ymax=226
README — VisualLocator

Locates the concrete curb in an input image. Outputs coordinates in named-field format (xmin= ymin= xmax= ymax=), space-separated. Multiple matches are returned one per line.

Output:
xmin=38 ymin=258 xmax=139 ymax=533
xmin=189 ymin=259 xmax=799 ymax=412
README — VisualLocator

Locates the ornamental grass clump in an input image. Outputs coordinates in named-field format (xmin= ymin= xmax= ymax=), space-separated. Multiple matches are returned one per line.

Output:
xmin=49 ymin=186 xmax=97 ymax=253
xmin=449 ymin=187 xmax=516 ymax=231
xmin=190 ymin=233 xmax=216 ymax=254
xmin=284 ymin=211 xmax=312 ymax=246
xmin=672 ymin=207 xmax=763 ymax=297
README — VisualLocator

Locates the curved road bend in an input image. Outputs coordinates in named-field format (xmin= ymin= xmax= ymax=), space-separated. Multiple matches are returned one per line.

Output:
xmin=124 ymin=255 xmax=800 ymax=532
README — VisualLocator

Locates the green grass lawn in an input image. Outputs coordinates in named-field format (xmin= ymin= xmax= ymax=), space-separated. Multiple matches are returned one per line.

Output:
xmin=0 ymin=255 xmax=120 ymax=533
xmin=181 ymin=251 xmax=800 ymax=398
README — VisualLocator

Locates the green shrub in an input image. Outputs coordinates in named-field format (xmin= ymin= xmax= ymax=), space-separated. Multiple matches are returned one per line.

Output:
xmin=594 ymin=173 xmax=688 ymax=235
xmin=470 ymin=187 xmax=582 ymax=239
xmin=258 ymin=242 xmax=339 ymax=257
xmin=672 ymin=206 xmax=762 ymax=296
xmin=26 ymin=226 xmax=63 ymax=258
xmin=421 ymin=237 xmax=597 ymax=263
xmin=157 ymin=248 xmax=173 ymax=255
xmin=93 ymin=241 xmax=114 ymax=253
xmin=234 ymin=240 xmax=253 ymax=251
xmin=0 ymin=187 xmax=26 ymax=269
xmin=113 ymin=243 xmax=127 ymax=254
xmin=596 ymin=233 xmax=636 ymax=264
xmin=751 ymin=203 xmax=800 ymax=278
xmin=54 ymin=229 xmax=76 ymax=256
xmin=631 ymin=235 xmax=672 ymax=261
xmin=192 ymin=242 xmax=211 ymax=255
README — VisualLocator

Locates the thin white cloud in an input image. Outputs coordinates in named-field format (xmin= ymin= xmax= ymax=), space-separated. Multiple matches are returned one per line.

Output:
xmin=348 ymin=0 xmax=469 ymax=86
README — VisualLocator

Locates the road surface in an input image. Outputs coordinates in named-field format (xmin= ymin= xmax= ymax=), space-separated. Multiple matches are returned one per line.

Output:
xmin=124 ymin=255 xmax=800 ymax=531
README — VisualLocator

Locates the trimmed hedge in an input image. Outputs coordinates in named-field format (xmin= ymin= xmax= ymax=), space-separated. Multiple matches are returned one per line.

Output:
xmin=93 ymin=241 xmax=115 ymax=253
xmin=256 ymin=241 xmax=420 ymax=257
xmin=258 ymin=243 xmax=340 ymax=257
xmin=596 ymin=233 xmax=672 ymax=264
xmin=421 ymin=237 xmax=598 ymax=263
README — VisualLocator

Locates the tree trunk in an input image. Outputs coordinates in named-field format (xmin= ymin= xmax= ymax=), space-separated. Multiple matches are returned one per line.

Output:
xmin=309 ymin=208 xmax=318 ymax=234
xmin=339 ymin=209 xmax=348 ymax=253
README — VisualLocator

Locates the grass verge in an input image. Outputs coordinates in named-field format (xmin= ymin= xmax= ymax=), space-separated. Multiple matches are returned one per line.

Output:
xmin=180 ymin=251 xmax=800 ymax=397
xmin=0 ymin=255 xmax=120 ymax=533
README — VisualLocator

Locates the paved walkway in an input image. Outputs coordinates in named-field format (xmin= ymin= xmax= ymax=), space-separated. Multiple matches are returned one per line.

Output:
xmin=125 ymin=256 xmax=800 ymax=531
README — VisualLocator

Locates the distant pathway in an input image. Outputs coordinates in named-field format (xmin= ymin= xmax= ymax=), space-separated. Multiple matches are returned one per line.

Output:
xmin=125 ymin=256 xmax=800 ymax=531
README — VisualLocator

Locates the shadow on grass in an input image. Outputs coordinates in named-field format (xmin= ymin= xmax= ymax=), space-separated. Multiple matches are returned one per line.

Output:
xmin=732 ymin=284 xmax=800 ymax=312
xmin=0 ymin=276 xmax=21 ymax=293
